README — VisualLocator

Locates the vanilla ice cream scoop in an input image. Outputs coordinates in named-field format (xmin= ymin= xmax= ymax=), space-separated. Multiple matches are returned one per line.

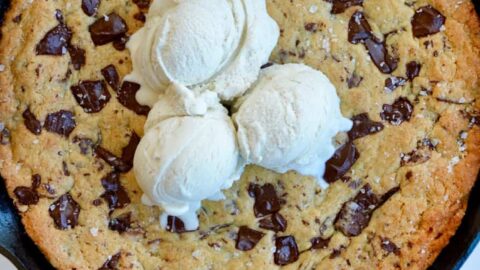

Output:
xmin=233 ymin=64 xmax=352 ymax=188
xmin=126 ymin=0 xmax=279 ymax=106
xmin=134 ymin=86 xmax=244 ymax=230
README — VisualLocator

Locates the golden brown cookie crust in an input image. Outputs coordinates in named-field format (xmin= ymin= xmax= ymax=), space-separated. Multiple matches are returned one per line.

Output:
xmin=0 ymin=0 xmax=479 ymax=269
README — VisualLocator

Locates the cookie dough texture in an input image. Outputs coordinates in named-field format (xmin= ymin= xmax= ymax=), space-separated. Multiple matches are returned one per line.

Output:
xmin=0 ymin=0 xmax=479 ymax=269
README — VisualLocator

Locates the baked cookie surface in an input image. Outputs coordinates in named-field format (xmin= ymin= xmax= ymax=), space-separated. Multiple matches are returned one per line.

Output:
xmin=1 ymin=0 xmax=480 ymax=269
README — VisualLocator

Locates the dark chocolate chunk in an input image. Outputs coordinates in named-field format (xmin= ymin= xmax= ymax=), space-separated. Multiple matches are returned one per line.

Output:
xmin=364 ymin=38 xmax=398 ymax=74
xmin=14 ymin=186 xmax=39 ymax=205
xmin=248 ymin=183 xmax=281 ymax=217
xmin=261 ymin=62 xmax=274 ymax=69
xmin=304 ymin=23 xmax=318 ymax=33
xmin=412 ymin=6 xmax=446 ymax=38
xmin=310 ymin=237 xmax=330 ymax=250
xmin=48 ymin=193 xmax=80 ymax=230
xmin=258 ymin=212 xmax=287 ymax=232
xmin=348 ymin=113 xmax=384 ymax=140
xmin=165 ymin=216 xmax=194 ymax=233
xmin=380 ymin=97 xmax=414 ymax=125
xmin=133 ymin=12 xmax=146 ymax=22
xmin=133 ymin=0 xmax=151 ymax=9
xmin=379 ymin=186 xmax=400 ymax=204
xmin=55 ymin=9 xmax=64 ymax=22
xmin=274 ymin=236 xmax=299 ymax=266
xmin=117 ymin=81 xmax=150 ymax=116
xmin=95 ymin=132 xmax=139 ymax=172
xmin=36 ymin=24 xmax=72 ymax=55
xmin=330 ymin=246 xmax=345 ymax=259
xmin=400 ymin=149 xmax=430 ymax=166
xmin=347 ymin=72 xmax=363 ymax=88
xmin=326 ymin=0 xmax=363 ymax=14
xmin=109 ymin=212 xmax=132 ymax=233
xmin=384 ymin=77 xmax=407 ymax=92
xmin=99 ymin=253 xmax=121 ymax=270
xmin=81 ymin=0 xmax=100 ymax=16
xmin=89 ymin=13 xmax=128 ymax=46
xmin=112 ymin=35 xmax=129 ymax=51
xmin=121 ymin=132 xmax=140 ymax=166
xmin=101 ymin=64 xmax=120 ymax=91
xmin=0 ymin=127 xmax=10 ymax=145
xmin=235 ymin=226 xmax=265 ymax=251
xmin=73 ymin=136 xmax=94 ymax=155
xmin=32 ymin=174 xmax=41 ymax=189
xmin=348 ymin=11 xmax=373 ymax=44
xmin=381 ymin=237 xmax=400 ymax=255
xmin=71 ymin=80 xmax=111 ymax=113
xmin=324 ymin=141 xmax=360 ymax=183
xmin=44 ymin=110 xmax=76 ymax=137
xmin=406 ymin=61 xmax=422 ymax=80
xmin=68 ymin=46 xmax=86 ymax=70
xmin=12 ymin=14 xmax=22 ymax=23
xmin=22 ymin=108 xmax=42 ymax=135
xmin=100 ymin=172 xmax=130 ymax=211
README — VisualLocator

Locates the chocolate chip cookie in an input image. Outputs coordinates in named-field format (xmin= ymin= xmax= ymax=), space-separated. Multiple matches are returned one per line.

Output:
xmin=1 ymin=0 xmax=479 ymax=269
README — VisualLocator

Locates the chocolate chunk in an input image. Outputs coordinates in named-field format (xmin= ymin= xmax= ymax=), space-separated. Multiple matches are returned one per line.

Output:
xmin=248 ymin=183 xmax=281 ymax=217
xmin=121 ymin=132 xmax=140 ymax=166
xmin=384 ymin=77 xmax=407 ymax=92
xmin=258 ymin=212 xmax=287 ymax=232
xmin=89 ymin=13 xmax=128 ymax=46
xmin=274 ymin=236 xmax=299 ymax=265
xmin=326 ymin=0 xmax=363 ymax=14
xmin=48 ymin=193 xmax=80 ymax=230
xmin=380 ymin=97 xmax=414 ymax=125
xmin=0 ymin=127 xmax=10 ymax=145
xmin=235 ymin=226 xmax=265 ymax=251
xmin=36 ymin=24 xmax=72 ymax=55
xmin=381 ymin=237 xmax=400 ymax=255
xmin=330 ymin=246 xmax=345 ymax=259
xmin=334 ymin=184 xmax=378 ymax=236
xmin=166 ymin=216 xmax=194 ymax=233
xmin=379 ymin=186 xmax=400 ymax=204
xmin=14 ymin=186 xmax=39 ymax=205
xmin=348 ymin=12 xmax=373 ymax=44
xmin=324 ymin=141 xmax=360 ymax=183
xmin=12 ymin=14 xmax=22 ymax=23
xmin=109 ymin=212 xmax=132 ymax=233
xmin=348 ymin=113 xmax=384 ymax=140
xmin=304 ymin=23 xmax=318 ymax=33
xmin=310 ymin=237 xmax=330 ymax=250
xmin=99 ymin=253 xmax=121 ymax=270
xmin=22 ymin=108 xmax=42 ymax=135
xmin=133 ymin=12 xmax=146 ymax=22
xmin=101 ymin=65 xmax=120 ymax=91
xmin=412 ymin=6 xmax=445 ymax=38
xmin=100 ymin=172 xmax=130 ymax=211
xmin=68 ymin=46 xmax=86 ymax=70
xmin=95 ymin=132 xmax=139 ymax=172
xmin=73 ymin=136 xmax=94 ymax=155
xmin=32 ymin=174 xmax=41 ymax=189
xmin=133 ymin=0 xmax=151 ymax=9
xmin=406 ymin=61 xmax=422 ymax=80
xmin=400 ymin=149 xmax=430 ymax=166
xmin=112 ymin=35 xmax=129 ymax=51
xmin=62 ymin=161 xmax=70 ymax=176
xmin=364 ymin=38 xmax=398 ymax=74
xmin=71 ymin=80 xmax=111 ymax=113
xmin=44 ymin=110 xmax=76 ymax=137
xmin=81 ymin=0 xmax=100 ymax=16
xmin=261 ymin=62 xmax=273 ymax=69
xmin=347 ymin=72 xmax=363 ymax=88
xmin=55 ymin=9 xmax=64 ymax=22
xmin=117 ymin=81 xmax=150 ymax=116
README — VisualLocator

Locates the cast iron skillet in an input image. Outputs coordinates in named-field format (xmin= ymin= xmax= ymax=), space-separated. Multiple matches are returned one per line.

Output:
xmin=0 ymin=1 xmax=479 ymax=269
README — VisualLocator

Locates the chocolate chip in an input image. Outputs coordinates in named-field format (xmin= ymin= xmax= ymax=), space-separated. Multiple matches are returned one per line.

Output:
xmin=274 ymin=236 xmax=299 ymax=265
xmin=68 ymin=46 xmax=86 ymax=70
xmin=44 ymin=110 xmax=76 ymax=137
xmin=380 ymin=97 xmax=414 ymax=125
xmin=133 ymin=12 xmax=146 ymax=22
xmin=400 ymin=149 xmax=430 ymax=166
xmin=235 ymin=226 xmax=265 ymax=251
xmin=304 ymin=23 xmax=318 ymax=32
xmin=14 ymin=186 xmax=39 ymax=205
xmin=117 ymin=81 xmax=150 ymax=116
xmin=99 ymin=253 xmax=121 ymax=270
xmin=121 ymin=132 xmax=140 ymax=166
xmin=248 ymin=183 xmax=281 ymax=217
xmin=330 ymin=246 xmax=345 ymax=259
xmin=384 ymin=77 xmax=407 ymax=92
xmin=348 ymin=113 xmax=384 ymax=140
xmin=101 ymin=65 xmax=120 ymax=91
xmin=92 ymin=199 xmax=103 ymax=206
xmin=0 ymin=127 xmax=10 ymax=145
xmin=348 ymin=12 xmax=373 ymax=44
xmin=310 ymin=237 xmax=330 ymax=250
xmin=324 ymin=141 xmax=360 ymax=183
xmin=406 ymin=61 xmax=422 ymax=80
xmin=48 ymin=193 xmax=80 ymax=230
xmin=112 ymin=35 xmax=129 ymax=51
xmin=165 ymin=216 xmax=193 ymax=233
xmin=73 ymin=136 xmax=94 ymax=155
xmin=334 ymin=184 xmax=378 ymax=236
xmin=379 ymin=186 xmax=400 ymax=204
xmin=347 ymin=72 xmax=363 ymax=88
xmin=381 ymin=237 xmax=400 ymax=255
xmin=71 ymin=80 xmax=111 ymax=113
xmin=55 ymin=10 xmax=64 ymax=23
xmin=412 ymin=6 xmax=445 ymax=38
xmin=89 ymin=13 xmax=128 ymax=46
xmin=133 ymin=0 xmax=151 ymax=9
xmin=36 ymin=23 xmax=72 ymax=55
xmin=81 ymin=0 xmax=100 ymax=16
xmin=95 ymin=133 xmax=139 ymax=172
xmin=261 ymin=62 xmax=274 ymax=69
xmin=109 ymin=212 xmax=132 ymax=233
xmin=32 ymin=174 xmax=41 ymax=189
xmin=100 ymin=172 xmax=130 ymax=211
xmin=12 ymin=14 xmax=21 ymax=23
xmin=326 ymin=0 xmax=363 ymax=14
xmin=22 ymin=108 xmax=42 ymax=135
xmin=364 ymin=38 xmax=398 ymax=74
xmin=258 ymin=212 xmax=287 ymax=232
